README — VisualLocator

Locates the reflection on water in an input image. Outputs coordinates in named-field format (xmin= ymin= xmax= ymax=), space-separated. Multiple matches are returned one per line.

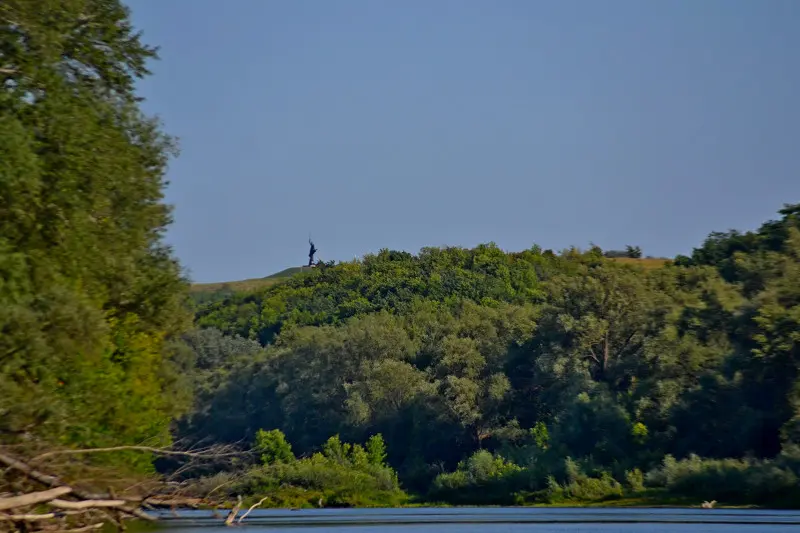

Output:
xmin=156 ymin=507 xmax=800 ymax=532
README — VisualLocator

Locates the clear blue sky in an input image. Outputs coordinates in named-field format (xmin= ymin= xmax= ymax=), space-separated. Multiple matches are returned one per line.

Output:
xmin=128 ymin=0 xmax=800 ymax=283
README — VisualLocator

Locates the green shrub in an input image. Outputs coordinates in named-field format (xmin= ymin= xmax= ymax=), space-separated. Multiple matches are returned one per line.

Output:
xmin=559 ymin=459 xmax=623 ymax=501
xmin=366 ymin=434 xmax=388 ymax=466
xmin=236 ymin=432 xmax=406 ymax=508
xmin=565 ymin=471 xmax=623 ymax=501
xmin=625 ymin=468 xmax=645 ymax=492
xmin=255 ymin=429 xmax=295 ymax=465
xmin=428 ymin=450 xmax=525 ymax=504
xmin=645 ymin=453 xmax=800 ymax=506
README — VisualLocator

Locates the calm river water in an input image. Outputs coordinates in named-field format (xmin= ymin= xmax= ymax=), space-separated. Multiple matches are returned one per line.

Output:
xmin=156 ymin=507 xmax=800 ymax=532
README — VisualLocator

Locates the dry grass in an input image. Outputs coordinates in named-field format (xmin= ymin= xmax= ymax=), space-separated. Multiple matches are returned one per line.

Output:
xmin=190 ymin=266 xmax=310 ymax=294
xmin=191 ymin=277 xmax=281 ymax=294
xmin=609 ymin=257 xmax=670 ymax=270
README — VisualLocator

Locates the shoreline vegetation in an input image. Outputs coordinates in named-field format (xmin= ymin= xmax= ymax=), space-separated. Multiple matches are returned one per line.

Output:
xmin=3 ymin=1 xmax=800 ymax=531
xmin=180 ymin=430 xmax=800 ymax=513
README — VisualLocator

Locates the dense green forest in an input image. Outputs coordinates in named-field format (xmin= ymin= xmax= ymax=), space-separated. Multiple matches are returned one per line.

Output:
xmin=177 ymin=204 xmax=800 ymax=507
xmin=2 ymin=0 xmax=800 ymax=515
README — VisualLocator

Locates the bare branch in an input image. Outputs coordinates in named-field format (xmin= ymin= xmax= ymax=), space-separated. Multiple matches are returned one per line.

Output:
xmin=32 ymin=445 xmax=240 ymax=463
xmin=0 ymin=510 xmax=85 ymax=521
xmin=1 ymin=511 xmax=58 ymax=521
xmin=117 ymin=505 xmax=157 ymax=522
xmin=0 ymin=486 xmax=72 ymax=511
xmin=238 ymin=496 xmax=269 ymax=523
xmin=0 ymin=451 xmax=156 ymax=522
xmin=144 ymin=497 xmax=201 ymax=508
xmin=62 ymin=523 xmax=104 ymax=533
xmin=0 ymin=451 xmax=63 ymax=488
xmin=0 ymin=444 xmax=242 ymax=530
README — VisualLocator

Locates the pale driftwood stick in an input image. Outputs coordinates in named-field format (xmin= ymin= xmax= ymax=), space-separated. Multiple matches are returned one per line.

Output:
xmin=1 ymin=512 xmax=58 ymax=521
xmin=49 ymin=498 xmax=128 ymax=510
xmin=238 ymin=496 xmax=269 ymax=523
xmin=0 ymin=511 xmax=63 ymax=521
xmin=61 ymin=523 xmax=104 ymax=533
xmin=225 ymin=495 xmax=242 ymax=526
xmin=0 ymin=486 xmax=72 ymax=510
xmin=1 ymin=510 xmax=85 ymax=521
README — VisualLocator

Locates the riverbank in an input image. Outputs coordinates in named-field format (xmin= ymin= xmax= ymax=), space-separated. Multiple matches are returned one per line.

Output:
xmin=205 ymin=489 xmax=775 ymax=512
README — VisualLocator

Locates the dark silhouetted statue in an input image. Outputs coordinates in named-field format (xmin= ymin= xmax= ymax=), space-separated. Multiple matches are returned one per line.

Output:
xmin=308 ymin=239 xmax=318 ymax=267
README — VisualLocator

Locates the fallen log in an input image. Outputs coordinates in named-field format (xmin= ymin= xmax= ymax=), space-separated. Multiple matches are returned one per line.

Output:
xmin=0 ymin=487 xmax=72 ymax=511
xmin=224 ymin=495 xmax=242 ymax=526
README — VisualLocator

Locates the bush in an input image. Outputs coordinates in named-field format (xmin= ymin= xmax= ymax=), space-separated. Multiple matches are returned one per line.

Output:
xmin=366 ymin=434 xmax=388 ymax=466
xmin=527 ymin=459 xmax=623 ymax=504
xmin=565 ymin=471 xmax=623 ymax=501
xmin=236 ymin=432 xmax=406 ymax=508
xmin=645 ymin=453 xmax=800 ymax=507
xmin=560 ymin=458 xmax=622 ymax=501
xmin=429 ymin=450 xmax=525 ymax=504
xmin=255 ymin=429 xmax=295 ymax=465
xmin=625 ymin=468 xmax=645 ymax=492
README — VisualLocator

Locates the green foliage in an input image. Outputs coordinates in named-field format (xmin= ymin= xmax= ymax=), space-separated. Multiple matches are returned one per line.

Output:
xmin=366 ymin=434 xmax=388 ymax=466
xmin=625 ymin=245 xmax=643 ymax=259
xmin=531 ymin=422 xmax=550 ymax=451
xmin=645 ymin=452 xmax=800 ymax=507
xmin=625 ymin=468 xmax=645 ymax=492
xmin=255 ymin=429 xmax=295 ymax=465
xmin=179 ymin=205 xmax=800 ymax=506
xmin=631 ymin=422 xmax=649 ymax=445
xmin=524 ymin=458 xmax=623 ymax=504
xmin=0 ymin=0 xmax=188 ymax=466
xmin=429 ymin=450 xmax=524 ymax=504
xmin=6 ymin=0 xmax=799 ymax=511
xmin=233 ymin=433 xmax=406 ymax=508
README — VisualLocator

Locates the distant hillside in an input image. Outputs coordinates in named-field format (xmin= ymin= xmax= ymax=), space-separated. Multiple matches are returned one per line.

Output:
xmin=189 ymin=265 xmax=310 ymax=304
xmin=180 ymin=205 xmax=800 ymax=507
xmin=191 ymin=257 xmax=670 ymax=300
xmin=609 ymin=257 xmax=670 ymax=269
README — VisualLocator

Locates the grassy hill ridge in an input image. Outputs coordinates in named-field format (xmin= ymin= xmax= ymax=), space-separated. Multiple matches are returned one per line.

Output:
xmin=190 ymin=257 xmax=670 ymax=301
xmin=191 ymin=265 xmax=309 ymax=293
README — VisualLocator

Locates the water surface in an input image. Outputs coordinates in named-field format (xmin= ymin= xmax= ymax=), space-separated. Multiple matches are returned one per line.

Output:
xmin=158 ymin=507 xmax=800 ymax=532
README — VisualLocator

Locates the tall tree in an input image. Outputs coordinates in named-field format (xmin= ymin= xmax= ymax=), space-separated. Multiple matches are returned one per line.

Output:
xmin=0 ymin=0 xmax=188 ymax=451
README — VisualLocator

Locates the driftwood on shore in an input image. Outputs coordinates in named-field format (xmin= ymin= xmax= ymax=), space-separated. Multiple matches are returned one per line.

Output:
xmin=0 ymin=445 xmax=244 ymax=532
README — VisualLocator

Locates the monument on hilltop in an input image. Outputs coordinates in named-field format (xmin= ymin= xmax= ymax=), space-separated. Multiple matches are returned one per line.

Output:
xmin=308 ymin=238 xmax=318 ymax=267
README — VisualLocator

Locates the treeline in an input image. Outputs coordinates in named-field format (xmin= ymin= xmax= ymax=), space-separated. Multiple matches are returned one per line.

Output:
xmin=175 ymin=205 xmax=800 ymax=506
xmin=1 ymin=0 xmax=189 ymax=473
xmin=3 ymin=0 xmax=800 ymax=511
